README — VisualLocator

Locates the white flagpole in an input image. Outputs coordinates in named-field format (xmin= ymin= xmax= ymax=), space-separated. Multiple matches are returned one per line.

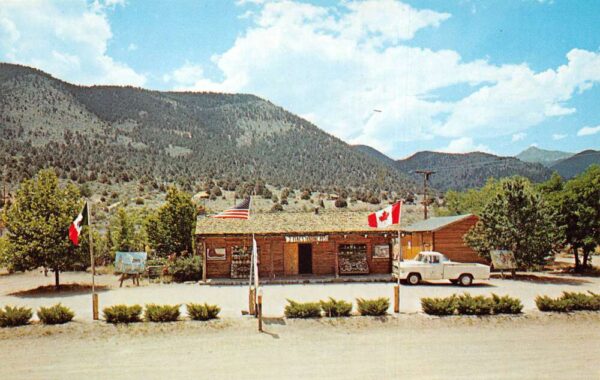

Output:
xmin=87 ymin=200 xmax=98 ymax=320
xmin=395 ymin=201 xmax=403 ymax=313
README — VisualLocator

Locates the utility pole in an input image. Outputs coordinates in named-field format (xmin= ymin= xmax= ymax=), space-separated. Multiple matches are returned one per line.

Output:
xmin=415 ymin=170 xmax=435 ymax=220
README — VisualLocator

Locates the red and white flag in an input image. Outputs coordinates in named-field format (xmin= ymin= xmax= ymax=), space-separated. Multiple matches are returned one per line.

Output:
xmin=368 ymin=201 xmax=402 ymax=228
xmin=211 ymin=197 xmax=251 ymax=219
xmin=69 ymin=203 xmax=88 ymax=246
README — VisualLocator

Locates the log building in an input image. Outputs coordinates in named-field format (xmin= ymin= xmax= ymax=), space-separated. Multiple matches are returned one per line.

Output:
xmin=196 ymin=211 xmax=482 ymax=280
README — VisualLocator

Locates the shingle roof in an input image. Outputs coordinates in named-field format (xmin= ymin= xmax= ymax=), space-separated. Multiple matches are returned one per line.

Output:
xmin=401 ymin=214 xmax=474 ymax=232
xmin=195 ymin=211 xmax=402 ymax=236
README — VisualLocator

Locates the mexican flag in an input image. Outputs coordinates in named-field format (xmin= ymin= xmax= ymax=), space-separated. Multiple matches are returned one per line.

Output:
xmin=69 ymin=203 xmax=88 ymax=246
xmin=368 ymin=201 xmax=402 ymax=228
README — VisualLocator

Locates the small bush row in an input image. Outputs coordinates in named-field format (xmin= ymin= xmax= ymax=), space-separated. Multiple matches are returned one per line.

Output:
xmin=284 ymin=297 xmax=389 ymax=318
xmin=535 ymin=292 xmax=600 ymax=312
xmin=0 ymin=303 xmax=75 ymax=327
xmin=421 ymin=293 xmax=523 ymax=316
xmin=102 ymin=303 xmax=221 ymax=324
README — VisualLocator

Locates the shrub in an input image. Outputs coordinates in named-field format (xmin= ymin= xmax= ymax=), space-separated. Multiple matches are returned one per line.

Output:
xmin=334 ymin=198 xmax=348 ymax=208
xmin=421 ymin=296 xmax=457 ymax=316
xmin=37 ymin=304 xmax=75 ymax=325
xmin=187 ymin=303 xmax=221 ymax=321
xmin=356 ymin=297 xmax=389 ymax=316
xmin=455 ymin=293 xmax=493 ymax=315
xmin=167 ymin=255 xmax=202 ymax=282
xmin=103 ymin=305 xmax=143 ymax=324
xmin=135 ymin=197 xmax=144 ymax=205
xmin=284 ymin=299 xmax=322 ymax=318
xmin=491 ymin=294 xmax=523 ymax=314
xmin=320 ymin=298 xmax=352 ymax=317
xmin=0 ymin=305 xmax=33 ymax=327
xmin=144 ymin=304 xmax=180 ymax=322
xmin=536 ymin=292 xmax=600 ymax=312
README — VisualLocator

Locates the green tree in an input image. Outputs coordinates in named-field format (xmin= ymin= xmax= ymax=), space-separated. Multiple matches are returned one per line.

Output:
xmin=147 ymin=187 xmax=196 ymax=256
xmin=109 ymin=207 xmax=147 ymax=252
xmin=440 ymin=178 xmax=500 ymax=216
xmin=465 ymin=177 xmax=558 ymax=270
xmin=2 ymin=169 xmax=85 ymax=288
xmin=546 ymin=166 xmax=600 ymax=271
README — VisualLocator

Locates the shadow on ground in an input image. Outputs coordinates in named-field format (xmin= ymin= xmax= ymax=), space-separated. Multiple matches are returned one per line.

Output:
xmin=8 ymin=283 xmax=110 ymax=298
xmin=503 ymin=274 xmax=591 ymax=286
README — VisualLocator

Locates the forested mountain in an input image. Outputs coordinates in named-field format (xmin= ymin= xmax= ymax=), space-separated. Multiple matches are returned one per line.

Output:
xmin=516 ymin=146 xmax=573 ymax=167
xmin=353 ymin=145 xmax=399 ymax=169
xmin=395 ymin=151 xmax=553 ymax=192
xmin=0 ymin=63 xmax=415 ymax=194
xmin=550 ymin=150 xmax=600 ymax=178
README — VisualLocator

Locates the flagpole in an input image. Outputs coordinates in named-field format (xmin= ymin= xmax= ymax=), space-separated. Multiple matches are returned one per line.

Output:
xmin=394 ymin=201 xmax=403 ymax=313
xmin=87 ymin=200 xmax=98 ymax=320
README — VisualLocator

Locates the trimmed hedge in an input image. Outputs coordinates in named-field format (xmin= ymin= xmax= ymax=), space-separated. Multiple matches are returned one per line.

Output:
xmin=0 ymin=305 xmax=33 ymax=327
xmin=320 ymin=298 xmax=352 ymax=317
xmin=144 ymin=304 xmax=180 ymax=322
xmin=103 ymin=305 xmax=143 ymax=324
xmin=187 ymin=303 xmax=221 ymax=321
xmin=37 ymin=304 xmax=74 ymax=325
xmin=536 ymin=292 xmax=600 ymax=312
xmin=284 ymin=299 xmax=322 ymax=318
xmin=422 ymin=294 xmax=524 ymax=316
xmin=455 ymin=293 xmax=493 ymax=315
xmin=356 ymin=297 xmax=389 ymax=316
xmin=491 ymin=294 xmax=523 ymax=314
xmin=421 ymin=296 xmax=456 ymax=316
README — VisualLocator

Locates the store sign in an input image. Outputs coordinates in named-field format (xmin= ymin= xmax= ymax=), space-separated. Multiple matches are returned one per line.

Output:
xmin=285 ymin=235 xmax=329 ymax=243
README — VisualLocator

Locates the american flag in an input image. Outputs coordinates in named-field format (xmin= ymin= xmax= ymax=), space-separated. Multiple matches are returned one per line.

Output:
xmin=211 ymin=197 xmax=251 ymax=219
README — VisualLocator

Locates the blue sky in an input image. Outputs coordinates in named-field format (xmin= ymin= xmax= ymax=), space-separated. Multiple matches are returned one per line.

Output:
xmin=1 ymin=0 xmax=599 ymax=158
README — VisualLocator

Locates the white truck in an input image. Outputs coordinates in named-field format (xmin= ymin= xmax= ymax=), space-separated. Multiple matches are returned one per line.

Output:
xmin=393 ymin=251 xmax=490 ymax=286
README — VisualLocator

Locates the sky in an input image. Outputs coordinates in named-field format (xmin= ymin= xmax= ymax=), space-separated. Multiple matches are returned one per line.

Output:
xmin=1 ymin=0 xmax=599 ymax=159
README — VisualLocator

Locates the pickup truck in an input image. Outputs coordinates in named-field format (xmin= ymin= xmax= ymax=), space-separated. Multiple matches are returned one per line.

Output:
xmin=393 ymin=251 xmax=490 ymax=286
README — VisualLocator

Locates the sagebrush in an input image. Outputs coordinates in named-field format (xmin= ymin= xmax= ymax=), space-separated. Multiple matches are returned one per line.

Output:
xmin=491 ymin=294 xmax=523 ymax=314
xmin=455 ymin=293 xmax=493 ymax=315
xmin=421 ymin=296 xmax=456 ymax=316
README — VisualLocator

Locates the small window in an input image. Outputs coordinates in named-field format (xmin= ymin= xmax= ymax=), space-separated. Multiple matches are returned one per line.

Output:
xmin=207 ymin=247 xmax=226 ymax=261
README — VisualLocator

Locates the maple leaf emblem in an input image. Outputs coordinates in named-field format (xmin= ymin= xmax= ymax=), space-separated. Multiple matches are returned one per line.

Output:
xmin=379 ymin=210 xmax=389 ymax=222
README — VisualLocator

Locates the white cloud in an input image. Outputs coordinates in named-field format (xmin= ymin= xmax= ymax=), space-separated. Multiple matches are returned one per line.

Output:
xmin=0 ymin=0 xmax=145 ymax=87
xmin=552 ymin=133 xmax=567 ymax=140
xmin=438 ymin=137 xmax=491 ymax=154
xmin=164 ymin=63 xmax=207 ymax=87
xmin=577 ymin=125 xmax=600 ymax=136
xmin=171 ymin=1 xmax=600 ymax=156
xmin=127 ymin=43 xmax=138 ymax=51
xmin=512 ymin=132 xmax=526 ymax=142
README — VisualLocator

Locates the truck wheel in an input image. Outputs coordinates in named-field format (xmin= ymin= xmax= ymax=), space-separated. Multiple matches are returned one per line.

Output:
xmin=449 ymin=279 xmax=458 ymax=285
xmin=458 ymin=274 xmax=473 ymax=287
xmin=407 ymin=273 xmax=421 ymax=285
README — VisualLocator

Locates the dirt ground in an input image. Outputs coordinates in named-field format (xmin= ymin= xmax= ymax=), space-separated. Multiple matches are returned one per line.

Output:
xmin=1 ymin=269 xmax=599 ymax=320
xmin=0 ymin=313 xmax=598 ymax=379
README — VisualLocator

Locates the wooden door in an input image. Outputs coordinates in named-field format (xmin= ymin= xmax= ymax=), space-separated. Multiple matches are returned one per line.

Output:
xmin=284 ymin=243 xmax=298 ymax=275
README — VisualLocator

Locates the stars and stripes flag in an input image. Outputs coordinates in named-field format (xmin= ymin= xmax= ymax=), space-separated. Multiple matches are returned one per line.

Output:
xmin=211 ymin=197 xmax=251 ymax=219
xmin=368 ymin=201 xmax=402 ymax=228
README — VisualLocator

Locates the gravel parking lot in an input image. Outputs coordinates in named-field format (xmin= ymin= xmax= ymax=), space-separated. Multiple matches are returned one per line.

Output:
xmin=1 ymin=270 xmax=599 ymax=319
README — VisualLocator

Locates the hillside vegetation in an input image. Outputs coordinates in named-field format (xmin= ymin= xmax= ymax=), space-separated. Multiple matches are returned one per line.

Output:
xmin=396 ymin=151 xmax=553 ymax=192
xmin=0 ymin=63 xmax=415 ymax=194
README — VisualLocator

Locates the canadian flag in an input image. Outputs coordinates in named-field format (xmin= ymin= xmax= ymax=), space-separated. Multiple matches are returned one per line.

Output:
xmin=368 ymin=201 xmax=402 ymax=228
